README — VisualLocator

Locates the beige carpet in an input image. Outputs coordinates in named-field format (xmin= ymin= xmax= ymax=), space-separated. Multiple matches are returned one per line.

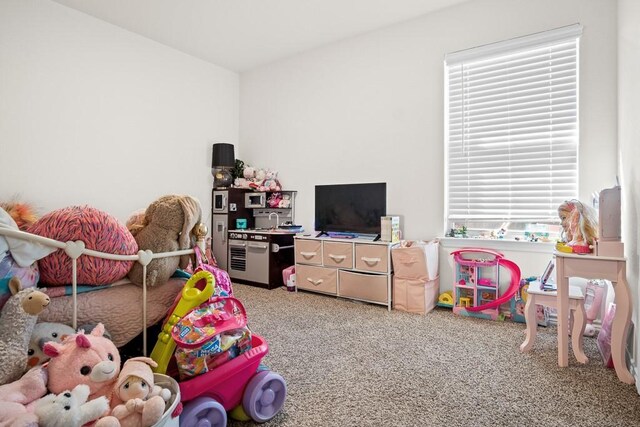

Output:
xmin=228 ymin=283 xmax=640 ymax=427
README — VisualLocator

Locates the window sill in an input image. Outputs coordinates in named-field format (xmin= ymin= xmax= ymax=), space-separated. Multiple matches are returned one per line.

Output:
xmin=439 ymin=236 xmax=555 ymax=254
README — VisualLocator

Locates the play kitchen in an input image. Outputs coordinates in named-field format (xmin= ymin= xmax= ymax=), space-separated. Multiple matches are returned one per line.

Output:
xmin=211 ymin=188 xmax=300 ymax=289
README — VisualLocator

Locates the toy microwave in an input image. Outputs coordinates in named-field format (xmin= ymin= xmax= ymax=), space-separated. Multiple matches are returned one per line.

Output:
xmin=245 ymin=192 xmax=266 ymax=208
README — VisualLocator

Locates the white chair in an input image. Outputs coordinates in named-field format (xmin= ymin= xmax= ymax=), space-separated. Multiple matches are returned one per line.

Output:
xmin=519 ymin=281 xmax=588 ymax=364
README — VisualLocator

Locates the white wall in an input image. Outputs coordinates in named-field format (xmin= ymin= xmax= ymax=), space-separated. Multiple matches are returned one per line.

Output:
xmin=0 ymin=0 xmax=239 ymax=222
xmin=618 ymin=0 xmax=640 ymax=390
xmin=240 ymin=0 xmax=618 ymax=249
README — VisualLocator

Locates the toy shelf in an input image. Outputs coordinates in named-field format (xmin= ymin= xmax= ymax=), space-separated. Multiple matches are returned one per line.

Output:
xmin=451 ymin=249 xmax=502 ymax=320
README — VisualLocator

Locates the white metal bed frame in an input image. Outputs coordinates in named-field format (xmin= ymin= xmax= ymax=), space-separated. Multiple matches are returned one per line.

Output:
xmin=0 ymin=225 xmax=207 ymax=355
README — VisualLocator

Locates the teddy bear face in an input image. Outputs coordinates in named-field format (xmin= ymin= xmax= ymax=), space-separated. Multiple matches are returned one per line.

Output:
xmin=118 ymin=376 xmax=150 ymax=401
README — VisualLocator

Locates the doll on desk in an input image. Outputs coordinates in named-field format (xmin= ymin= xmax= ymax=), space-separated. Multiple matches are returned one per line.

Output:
xmin=556 ymin=199 xmax=598 ymax=254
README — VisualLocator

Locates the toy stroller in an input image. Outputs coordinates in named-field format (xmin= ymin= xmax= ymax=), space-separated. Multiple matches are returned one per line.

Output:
xmin=150 ymin=271 xmax=287 ymax=426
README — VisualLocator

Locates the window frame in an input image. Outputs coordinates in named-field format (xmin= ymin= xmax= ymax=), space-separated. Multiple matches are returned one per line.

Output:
xmin=444 ymin=24 xmax=583 ymax=239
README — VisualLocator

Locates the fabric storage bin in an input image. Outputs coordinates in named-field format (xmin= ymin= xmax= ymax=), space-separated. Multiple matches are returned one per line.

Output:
xmin=391 ymin=240 xmax=439 ymax=281
xmin=339 ymin=270 xmax=388 ymax=304
xmin=393 ymin=277 xmax=439 ymax=314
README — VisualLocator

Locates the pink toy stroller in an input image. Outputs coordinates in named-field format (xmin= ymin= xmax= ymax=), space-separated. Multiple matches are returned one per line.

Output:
xmin=171 ymin=297 xmax=287 ymax=426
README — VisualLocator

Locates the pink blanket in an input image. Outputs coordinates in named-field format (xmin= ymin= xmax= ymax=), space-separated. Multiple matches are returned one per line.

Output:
xmin=38 ymin=278 xmax=185 ymax=347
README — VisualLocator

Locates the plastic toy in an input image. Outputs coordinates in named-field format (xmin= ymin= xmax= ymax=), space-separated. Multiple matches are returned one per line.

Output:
xmin=451 ymin=248 xmax=521 ymax=320
xmin=169 ymin=295 xmax=286 ymax=425
xmin=179 ymin=334 xmax=286 ymax=426
xmin=150 ymin=270 xmax=214 ymax=374
xmin=437 ymin=291 xmax=453 ymax=308
xmin=583 ymin=280 xmax=607 ymax=337
xmin=557 ymin=199 xmax=598 ymax=254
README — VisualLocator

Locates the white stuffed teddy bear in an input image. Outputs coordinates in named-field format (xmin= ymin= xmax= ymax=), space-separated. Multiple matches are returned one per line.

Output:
xmin=34 ymin=384 xmax=110 ymax=427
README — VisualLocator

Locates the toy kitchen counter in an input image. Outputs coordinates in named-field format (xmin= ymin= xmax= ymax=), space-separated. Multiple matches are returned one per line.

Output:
xmin=227 ymin=229 xmax=297 ymax=289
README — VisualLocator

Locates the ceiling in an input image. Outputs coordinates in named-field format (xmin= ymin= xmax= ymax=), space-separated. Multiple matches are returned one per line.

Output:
xmin=52 ymin=0 xmax=469 ymax=72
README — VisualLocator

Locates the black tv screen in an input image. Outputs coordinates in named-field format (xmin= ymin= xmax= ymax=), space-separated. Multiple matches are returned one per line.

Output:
xmin=315 ymin=183 xmax=386 ymax=235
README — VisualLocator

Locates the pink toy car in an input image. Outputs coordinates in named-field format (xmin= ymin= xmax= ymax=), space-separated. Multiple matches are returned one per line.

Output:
xmin=178 ymin=334 xmax=286 ymax=426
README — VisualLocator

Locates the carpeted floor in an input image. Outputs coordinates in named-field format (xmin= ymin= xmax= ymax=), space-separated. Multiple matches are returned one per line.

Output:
xmin=228 ymin=283 xmax=640 ymax=427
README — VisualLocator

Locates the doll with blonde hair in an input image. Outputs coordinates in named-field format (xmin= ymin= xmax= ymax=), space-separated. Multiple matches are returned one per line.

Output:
xmin=557 ymin=199 xmax=598 ymax=253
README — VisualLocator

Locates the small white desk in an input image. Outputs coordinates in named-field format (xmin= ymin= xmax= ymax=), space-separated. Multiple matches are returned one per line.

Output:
xmin=555 ymin=251 xmax=634 ymax=384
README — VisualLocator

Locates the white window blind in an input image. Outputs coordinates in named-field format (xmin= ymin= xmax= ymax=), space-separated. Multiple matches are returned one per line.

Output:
xmin=445 ymin=25 xmax=582 ymax=230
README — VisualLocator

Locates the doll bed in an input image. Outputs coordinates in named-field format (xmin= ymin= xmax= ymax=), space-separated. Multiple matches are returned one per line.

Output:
xmin=0 ymin=226 xmax=206 ymax=352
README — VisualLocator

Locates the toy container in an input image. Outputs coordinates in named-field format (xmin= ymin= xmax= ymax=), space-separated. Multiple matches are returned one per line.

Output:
xmin=391 ymin=240 xmax=440 ymax=315
xmin=179 ymin=334 xmax=286 ymax=426
xmin=152 ymin=373 xmax=181 ymax=427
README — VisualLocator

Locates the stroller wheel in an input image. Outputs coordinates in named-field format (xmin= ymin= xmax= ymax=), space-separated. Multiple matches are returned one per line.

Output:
xmin=243 ymin=370 xmax=287 ymax=423
xmin=180 ymin=396 xmax=227 ymax=427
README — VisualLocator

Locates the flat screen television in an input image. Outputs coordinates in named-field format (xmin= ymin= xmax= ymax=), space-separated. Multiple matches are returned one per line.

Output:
xmin=315 ymin=182 xmax=386 ymax=235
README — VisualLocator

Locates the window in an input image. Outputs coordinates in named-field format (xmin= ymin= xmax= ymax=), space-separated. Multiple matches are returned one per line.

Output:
xmin=445 ymin=25 xmax=582 ymax=237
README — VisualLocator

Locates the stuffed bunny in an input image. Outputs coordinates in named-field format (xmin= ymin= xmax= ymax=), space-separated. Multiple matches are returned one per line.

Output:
xmin=127 ymin=195 xmax=202 ymax=287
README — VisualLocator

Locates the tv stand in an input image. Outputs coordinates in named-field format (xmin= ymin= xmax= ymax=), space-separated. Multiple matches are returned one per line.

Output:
xmin=315 ymin=231 xmax=329 ymax=238
xmin=294 ymin=235 xmax=394 ymax=310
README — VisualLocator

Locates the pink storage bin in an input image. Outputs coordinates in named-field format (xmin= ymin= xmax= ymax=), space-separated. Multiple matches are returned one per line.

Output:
xmin=391 ymin=240 xmax=439 ymax=281
xmin=393 ymin=277 xmax=440 ymax=315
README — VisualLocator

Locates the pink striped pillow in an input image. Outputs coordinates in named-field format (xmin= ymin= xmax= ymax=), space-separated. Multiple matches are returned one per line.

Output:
xmin=28 ymin=206 xmax=138 ymax=286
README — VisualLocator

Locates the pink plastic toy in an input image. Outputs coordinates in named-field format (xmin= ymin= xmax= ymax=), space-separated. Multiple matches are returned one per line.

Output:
xmin=451 ymin=248 xmax=521 ymax=318
xmin=178 ymin=335 xmax=286 ymax=426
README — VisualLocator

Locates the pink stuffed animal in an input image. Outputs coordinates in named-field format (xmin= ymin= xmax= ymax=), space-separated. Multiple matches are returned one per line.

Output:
xmin=0 ymin=366 xmax=48 ymax=427
xmin=44 ymin=323 xmax=120 ymax=403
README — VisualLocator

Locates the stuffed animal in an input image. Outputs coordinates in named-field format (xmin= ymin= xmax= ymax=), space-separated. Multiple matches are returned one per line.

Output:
xmin=0 ymin=366 xmax=48 ymax=427
xmin=267 ymin=193 xmax=282 ymax=208
xmin=0 ymin=277 xmax=50 ymax=385
xmin=35 ymin=384 xmax=110 ymax=427
xmin=27 ymin=322 xmax=76 ymax=368
xmin=0 ymin=199 xmax=38 ymax=231
xmin=233 ymin=177 xmax=251 ymax=188
xmin=95 ymin=357 xmax=169 ymax=427
xmin=243 ymin=166 xmax=256 ymax=180
xmin=127 ymin=195 xmax=202 ymax=287
xmin=255 ymin=168 xmax=266 ymax=183
xmin=259 ymin=170 xmax=281 ymax=192
xmin=279 ymin=193 xmax=291 ymax=209
xmin=44 ymin=323 xmax=121 ymax=402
